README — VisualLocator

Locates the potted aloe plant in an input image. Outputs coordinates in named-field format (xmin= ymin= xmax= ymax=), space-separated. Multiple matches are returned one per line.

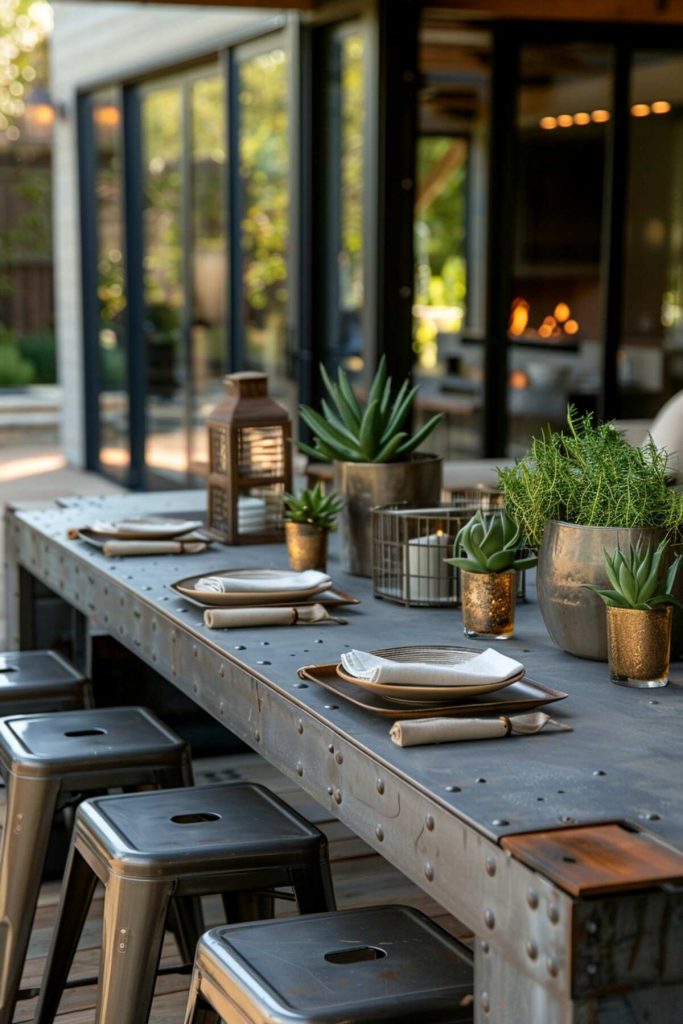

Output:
xmin=497 ymin=407 xmax=683 ymax=660
xmin=283 ymin=483 xmax=343 ymax=572
xmin=297 ymin=357 xmax=443 ymax=575
xmin=586 ymin=541 xmax=682 ymax=688
xmin=446 ymin=509 xmax=537 ymax=639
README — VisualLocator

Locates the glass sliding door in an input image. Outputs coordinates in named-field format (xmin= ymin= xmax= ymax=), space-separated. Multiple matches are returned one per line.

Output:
xmin=141 ymin=82 xmax=186 ymax=482
xmin=92 ymin=89 xmax=129 ymax=479
xmin=236 ymin=39 xmax=293 ymax=411
xmin=618 ymin=50 xmax=683 ymax=420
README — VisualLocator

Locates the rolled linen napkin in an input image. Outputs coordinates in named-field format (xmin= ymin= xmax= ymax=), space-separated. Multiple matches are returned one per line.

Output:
xmin=390 ymin=712 xmax=556 ymax=747
xmin=340 ymin=647 xmax=523 ymax=688
xmin=195 ymin=569 xmax=331 ymax=594
xmin=102 ymin=540 xmax=209 ymax=557
xmin=204 ymin=603 xmax=342 ymax=629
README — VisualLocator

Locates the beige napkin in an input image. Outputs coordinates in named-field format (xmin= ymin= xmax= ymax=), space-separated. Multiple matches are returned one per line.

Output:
xmin=195 ymin=569 xmax=331 ymax=594
xmin=341 ymin=647 xmax=523 ymax=687
xmin=102 ymin=539 xmax=209 ymax=557
xmin=390 ymin=712 xmax=560 ymax=747
xmin=203 ymin=603 xmax=344 ymax=629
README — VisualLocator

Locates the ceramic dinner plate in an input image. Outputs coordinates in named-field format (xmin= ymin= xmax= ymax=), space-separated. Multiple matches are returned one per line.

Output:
xmin=172 ymin=568 xmax=343 ymax=607
xmin=90 ymin=516 xmax=203 ymax=539
xmin=335 ymin=644 xmax=524 ymax=701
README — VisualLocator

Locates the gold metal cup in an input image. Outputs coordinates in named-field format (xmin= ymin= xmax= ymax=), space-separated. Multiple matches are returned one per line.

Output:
xmin=285 ymin=522 xmax=329 ymax=572
xmin=606 ymin=605 xmax=672 ymax=688
xmin=460 ymin=569 xmax=516 ymax=640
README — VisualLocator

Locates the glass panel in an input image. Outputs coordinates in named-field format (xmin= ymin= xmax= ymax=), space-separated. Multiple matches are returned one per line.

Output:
xmin=322 ymin=26 xmax=366 ymax=378
xmin=508 ymin=42 xmax=611 ymax=456
xmin=618 ymin=51 xmax=683 ymax=425
xmin=142 ymin=83 xmax=186 ymax=482
xmin=93 ymin=89 xmax=128 ymax=478
xmin=414 ymin=22 xmax=490 ymax=458
xmin=237 ymin=44 xmax=293 ymax=410
xmin=189 ymin=73 xmax=226 ymax=470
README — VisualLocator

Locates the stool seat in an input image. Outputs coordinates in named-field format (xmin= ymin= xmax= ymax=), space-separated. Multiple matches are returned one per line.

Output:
xmin=76 ymin=783 xmax=329 ymax=878
xmin=185 ymin=906 xmax=474 ymax=1023
xmin=34 ymin=783 xmax=335 ymax=1024
xmin=0 ymin=706 xmax=187 ymax=783
xmin=0 ymin=650 xmax=91 ymax=714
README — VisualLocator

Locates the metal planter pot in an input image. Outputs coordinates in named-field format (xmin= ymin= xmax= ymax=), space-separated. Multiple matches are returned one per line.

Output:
xmin=537 ymin=521 xmax=667 ymax=661
xmin=335 ymin=454 xmax=443 ymax=577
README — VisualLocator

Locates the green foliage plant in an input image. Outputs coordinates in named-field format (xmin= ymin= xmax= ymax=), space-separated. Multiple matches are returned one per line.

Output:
xmin=297 ymin=356 xmax=443 ymax=464
xmin=0 ymin=335 xmax=35 ymax=388
xmin=445 ymin=509 xmax=538 ymax=575
xmin=585 ymin=540 xmax=683 ymax=611
xmin=497 ymin=406 xmax=683 ymax=549
xmin=283 ymin=483 xmax=343 ymax=530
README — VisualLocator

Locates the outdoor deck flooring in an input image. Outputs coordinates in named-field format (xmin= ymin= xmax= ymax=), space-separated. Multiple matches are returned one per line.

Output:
xmin=8 ymin=750 xmax=473 ymax=1023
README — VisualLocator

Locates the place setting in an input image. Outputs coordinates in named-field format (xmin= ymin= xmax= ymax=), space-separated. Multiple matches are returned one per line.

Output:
xmin=68 ymin=516 xmax=214 ymax=557
xmin=299 ymin=644 xmax=570 ymax=742
xmin=170 ymin=567 xmax=360 ymax=628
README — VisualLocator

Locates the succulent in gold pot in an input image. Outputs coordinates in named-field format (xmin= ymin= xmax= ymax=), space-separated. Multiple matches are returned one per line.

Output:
xmin=283 ymin=483 xmax=343 ymax=572
xmin=446 ymin=509 xmax=537 ymax=640
xmin=585 ymin=540 xmax=683 ymax=688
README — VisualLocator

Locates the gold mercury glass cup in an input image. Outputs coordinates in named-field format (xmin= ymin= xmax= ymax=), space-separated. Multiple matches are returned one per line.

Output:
xmin=606 ymin=605 xmax=672 ymax=688
xmin=460 ymin=569 xmax=516 ymax=640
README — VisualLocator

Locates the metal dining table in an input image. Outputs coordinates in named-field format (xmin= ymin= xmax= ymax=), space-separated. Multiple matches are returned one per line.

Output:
xmin=4 ymin=489 xmax=683 ymax=1024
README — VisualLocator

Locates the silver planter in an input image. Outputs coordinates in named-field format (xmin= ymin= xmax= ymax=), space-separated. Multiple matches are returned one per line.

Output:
xmin=335 ymin=454 xmax=443 ymax=577
xmin=537 ymin=521 xmax=667 ymax=661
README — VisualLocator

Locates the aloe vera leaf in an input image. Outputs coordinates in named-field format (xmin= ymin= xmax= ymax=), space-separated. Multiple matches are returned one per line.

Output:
xmin=320 ymin=369 xmax=360 ymax=434
xmin=512 ymin=555 xmax=538 ymax=571
xmin=320 ymin=399 xmax=360 ymax=446
xmin=617 ymin=561 xmax=637 ymax=606
xmin=374 ymin=432 xmax=408 ymax=463
xmin=487 ymin=551 xmax=514 ymax=572
xmin=337 ymin=367 xmax=362 ymax=424
xmin=604 ymin=552 xmax=621 ymax=592
xmin=382 ymin=383 xmax=419 ymax=441
xmin=636 ymin=553 xmax=661 ymax=604
xmin=650 ymin=593 xmax=683 ymax=611
xmin=367 ymin=355 xmax=388 ymax=409
xmin=296 ymin=440 xmax=333 ymax=463
xmin=585 ymin=585 xmax=629 ymax=608
xmin=396 ymin=413 xmax=444 ymax=455
xmin=665 ymin=554 xmax=682 ymax=595
xmin=299 ymin=405 xmax=362 ymax=457
xmin=380 ymin=377 xmax=393 ymax=419
xmin=444 ymin=557 xmax=481 ymax=571
xmin=359 ymin=398 xmax=380 ymax=460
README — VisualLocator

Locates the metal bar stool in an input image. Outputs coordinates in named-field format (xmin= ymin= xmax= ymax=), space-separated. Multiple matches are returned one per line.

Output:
xmin=0 ymin=650 xmax=92 ymax=714
xmin=34 ymin=782 xmax=336 ymax=1024
xmin=183 ymin=905 xmax=474 ymax=1024
xmin=0 ymin=705 xmax=192 ymax=1024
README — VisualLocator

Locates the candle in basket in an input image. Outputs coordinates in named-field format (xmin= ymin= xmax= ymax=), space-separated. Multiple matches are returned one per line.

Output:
xmin=404 ymin=531 xmax=451 ymax=604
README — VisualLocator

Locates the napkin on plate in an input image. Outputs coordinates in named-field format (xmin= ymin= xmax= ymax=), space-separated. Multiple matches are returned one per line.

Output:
xmin=93 ymin=519 xmax=201 ymax=536
xmin=203 ymin=603 xmax=344 ymax=629
xmin=340 ymin=647 xmax=523 ymax=687
xmin=102 ymin=539 xmax=210 ymax=557
xmin=390 ymin=712 xmax=559 ymax=747
xmin=195 ymin=570 xmax=331 ymax=594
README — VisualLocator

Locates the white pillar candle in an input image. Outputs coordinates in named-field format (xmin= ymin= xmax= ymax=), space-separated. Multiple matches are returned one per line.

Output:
xmin=404 ymin=532 xmax=452 ymax=604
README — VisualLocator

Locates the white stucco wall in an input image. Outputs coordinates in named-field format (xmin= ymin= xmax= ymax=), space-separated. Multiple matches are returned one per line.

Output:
xmin=50 ymin=2 xmax=274 ymax=466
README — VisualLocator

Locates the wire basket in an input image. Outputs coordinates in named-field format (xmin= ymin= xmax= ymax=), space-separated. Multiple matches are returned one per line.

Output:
xmin=372 ymin=493 xmax=528 ymax=608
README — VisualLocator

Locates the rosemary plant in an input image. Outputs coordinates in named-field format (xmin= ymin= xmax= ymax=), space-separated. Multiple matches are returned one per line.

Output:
xmin=497 ymin=407 xmax=683 ymax=548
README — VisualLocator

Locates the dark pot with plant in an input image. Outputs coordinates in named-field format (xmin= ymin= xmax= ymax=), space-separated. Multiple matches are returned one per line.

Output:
xmin=283 ymin=483 xmax=343 ymax=572
xmin=297 ymin=357 xmax=443 ymax=576
xmin=498 ymin=407 xmax=683 ymax=660
xmin=446 ymin=509 xmax=537 ymax=640
xmin=586 ymin=541 xmax=682 ymax=688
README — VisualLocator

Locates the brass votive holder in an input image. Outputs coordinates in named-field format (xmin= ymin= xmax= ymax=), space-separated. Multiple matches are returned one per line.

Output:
xmin=606 ymin=605 xmax=672 ymax=688
xmin=285 ymin=522 xmax=329 ymax=572
xmin=460 ymin=569 xmax=516 ymax=640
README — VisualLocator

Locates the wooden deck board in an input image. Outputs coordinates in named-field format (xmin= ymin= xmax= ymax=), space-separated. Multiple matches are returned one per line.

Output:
xmin=7 ymin=750 xmax=472 ymax=1023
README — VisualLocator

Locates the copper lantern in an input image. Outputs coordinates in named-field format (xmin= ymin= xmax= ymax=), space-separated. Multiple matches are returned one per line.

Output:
xmin=206 ymin=372 xmax=292 ymax=544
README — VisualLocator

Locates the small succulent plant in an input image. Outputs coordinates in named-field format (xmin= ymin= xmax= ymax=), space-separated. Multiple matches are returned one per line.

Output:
xmin=586 ymin=540 xmax=683 ymax=610
xmin=296 ymin=356 xmax=443 ymax=464
xmin=445 ymin=509 xmax=538 ymax=575
xmin=283 ymin=483 xmax=343 ymax=530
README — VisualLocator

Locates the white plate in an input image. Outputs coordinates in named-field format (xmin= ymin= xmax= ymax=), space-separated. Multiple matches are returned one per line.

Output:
xmin=171 ymin=568 xmax=333 ymax=607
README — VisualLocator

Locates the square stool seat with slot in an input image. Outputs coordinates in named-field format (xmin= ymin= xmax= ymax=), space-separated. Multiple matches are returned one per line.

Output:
xmin=184 ymin=905 xmax=474 ymax=1024
xmin=0 ymin=650 xmax=91 ymax=714
xmin=34 ymin=782 xmax=336 ymax=1024
xmin=0 ymin=706 xmax=192 ymax=1024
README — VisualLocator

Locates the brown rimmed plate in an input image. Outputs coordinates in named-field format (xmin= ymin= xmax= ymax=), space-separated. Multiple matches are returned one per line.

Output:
xmin=89 ymin=517 xmax=203 ymax=539
xmin=78 ymin=529 xmax=210 ymax=549
xmin=170 ymin=569 xmax=360 ymax=609
xmin=336 ymin=644 xmax=524 ymax=701
xmin=298 ymin=661 xmax=567 ymax=718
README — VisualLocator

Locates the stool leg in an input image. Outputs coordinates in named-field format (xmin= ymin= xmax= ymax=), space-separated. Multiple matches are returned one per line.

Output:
xmin=33 ymin=846 xmax=98 ymax=1024
xmin=222 ymin=889 xmax=274 ymax=923
xmin=290 ymin=855 xmax=336 ymax=914
xmin=0 ymin=773 xmax=60 ymax=1024
xmin=168 ymin=895 xmax=204 ymax=963
xmin=183 ymin=967 xmax=221 ymax=1024
xmin=96 ymin=874 xmax=174 ymax=1024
